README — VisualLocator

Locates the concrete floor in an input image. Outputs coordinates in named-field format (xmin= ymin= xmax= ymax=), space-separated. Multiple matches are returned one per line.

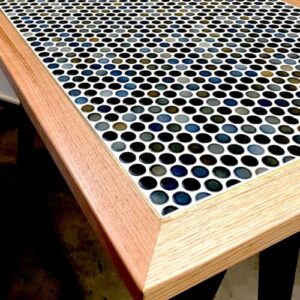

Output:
xmin=0 ymin=103 xmax=299 ymax=300
xmin=216 ymin=255 xmax=300 ymax=300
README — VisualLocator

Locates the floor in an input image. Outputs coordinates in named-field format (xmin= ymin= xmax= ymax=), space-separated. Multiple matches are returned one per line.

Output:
xmin=0 ymin=103 xmax=299 ymax=300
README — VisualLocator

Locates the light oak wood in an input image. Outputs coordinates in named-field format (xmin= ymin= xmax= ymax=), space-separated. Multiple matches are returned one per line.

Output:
xmin=145 ymin=161 xmax=300 ymax=299
xmin=1 ymin=4 xmax=300 ymax=299
xmin=283 ymin=0 xmax=300 ymax=7
xmin=0 ymin=12 xmax=160 ymax=299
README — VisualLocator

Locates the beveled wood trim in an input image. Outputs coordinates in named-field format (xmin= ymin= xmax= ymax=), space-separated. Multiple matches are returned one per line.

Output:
xmin=283 ymin=0 xmax=300 ymax=7
xmin=0 ymin=11 xmax=160 ymax=299
xmin=145 ymin=160 xmax=300 ymax=299
xmin=1 ymin=5 xmax=300 ymax=300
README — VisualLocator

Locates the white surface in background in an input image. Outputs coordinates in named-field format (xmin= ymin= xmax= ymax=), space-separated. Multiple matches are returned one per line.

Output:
xmin=0 ymin=67 xmax=19 ymax=105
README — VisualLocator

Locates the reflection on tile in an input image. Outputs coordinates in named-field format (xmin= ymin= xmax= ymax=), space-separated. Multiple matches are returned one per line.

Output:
xmin=1 ymin=0 xmax=300 ymax=216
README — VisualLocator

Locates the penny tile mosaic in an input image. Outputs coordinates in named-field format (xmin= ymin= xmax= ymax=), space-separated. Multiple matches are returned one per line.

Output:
xmin=1 ymin=0 xmax=300 ymax=216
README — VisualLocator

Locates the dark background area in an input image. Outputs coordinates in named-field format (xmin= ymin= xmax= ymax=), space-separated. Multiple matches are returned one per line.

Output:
xmin=0 ymin=103 xmax=130 ymax=300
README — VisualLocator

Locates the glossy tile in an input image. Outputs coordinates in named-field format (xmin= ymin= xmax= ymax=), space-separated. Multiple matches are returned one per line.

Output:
xmin=1 ymin=0 xmax=300 ymax=216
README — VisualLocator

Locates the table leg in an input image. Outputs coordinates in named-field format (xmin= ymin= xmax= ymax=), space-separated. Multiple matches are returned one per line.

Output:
xmin=259 ymin=232 xmax=300 ymax=300
xmin=171 ymin=270 xmax=226 ymax=300
xmin=15 ymin=106 xmax=83 ymax=299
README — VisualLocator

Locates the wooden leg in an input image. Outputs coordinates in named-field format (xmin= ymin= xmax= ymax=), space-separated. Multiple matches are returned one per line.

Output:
xmin=171 ymin=271 xmax=226 ymax=300
xmin=15 ymin=106 xmax=83 ymax=299
xmin=259 ymin=232 xmax=300 ymax=300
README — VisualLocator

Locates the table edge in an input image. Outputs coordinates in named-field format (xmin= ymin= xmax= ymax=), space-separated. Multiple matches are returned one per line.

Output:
xmin=1 ymin=2 xmax=300 ymax=298
xmin=0 ymin=11 xmax=160 ymax=299
xmin=144 ymin=160 xmax=300 ymax=298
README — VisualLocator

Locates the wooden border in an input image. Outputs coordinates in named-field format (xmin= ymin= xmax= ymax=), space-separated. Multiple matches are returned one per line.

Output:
xmin=0 ymin=12 xmax=160 ymax=299
xmin=1 ymin=3 xmax=300 ymax=298
xmin=283 ymin=0 xmax=300 ymax=6
xmin=145 ymin=160 xmax=300 ymax=299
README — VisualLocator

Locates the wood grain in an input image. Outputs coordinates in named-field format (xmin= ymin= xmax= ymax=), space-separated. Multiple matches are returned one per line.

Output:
xmin=0 ymin=12 xmax=160 ymax=299
xmin=145 ymin=161 xmax=300 ymax=299
xmin=1 ymin=4 xmax=300 ymax=300
xmin=283 ymin=0 xmax=300 ymax=7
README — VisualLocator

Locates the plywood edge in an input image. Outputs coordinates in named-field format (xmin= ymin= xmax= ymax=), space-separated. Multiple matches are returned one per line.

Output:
xmin=0 ymin=12 xmax=161 ymax=299
xmin=144 ymin=160 xmax=300 ymax=299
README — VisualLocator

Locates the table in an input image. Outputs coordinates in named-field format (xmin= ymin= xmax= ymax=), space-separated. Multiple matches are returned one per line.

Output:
xmin=0 ymin=0 xmax=300 ymax=298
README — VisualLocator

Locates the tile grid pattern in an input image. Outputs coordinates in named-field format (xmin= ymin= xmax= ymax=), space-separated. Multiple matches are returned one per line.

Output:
xmin=1 ymin=0 xmax=300 ymax=216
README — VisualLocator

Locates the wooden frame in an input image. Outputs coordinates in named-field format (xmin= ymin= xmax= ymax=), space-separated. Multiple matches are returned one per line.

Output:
xmin=0 ymin=3 xmax=300 ymax=298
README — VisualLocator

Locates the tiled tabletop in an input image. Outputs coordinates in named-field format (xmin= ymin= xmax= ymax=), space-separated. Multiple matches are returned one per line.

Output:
xmin=1 ymin=0 xmax=299 ymax=217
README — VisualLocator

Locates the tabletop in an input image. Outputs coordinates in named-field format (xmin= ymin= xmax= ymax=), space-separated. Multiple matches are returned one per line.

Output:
xmin=0 ymin=0 xmax=300 ymax=298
